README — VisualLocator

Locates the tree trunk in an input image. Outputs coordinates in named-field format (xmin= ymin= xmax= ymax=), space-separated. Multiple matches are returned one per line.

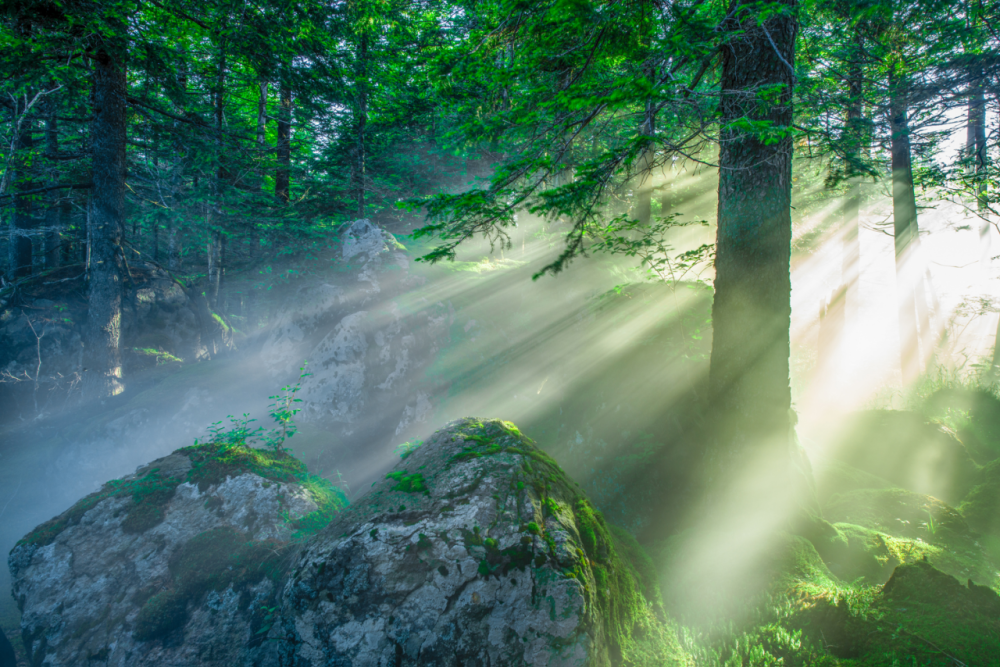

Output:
xmin=250 ymin=79 xmax=267 ymax=254
xmin=44 ymin=94 xmax=61 ymax=269
xmin=352 ymin=31 xmax=368 ymax=217
xmin=9 ymin=97 xmax=35 ymax=279
xmin=967 ymin=68 xmax=989 ymax=267
xmin=635 ymin=90 xmax=655 ymax=225
xmin=888 ymin=68 xmax=922 ymax=386
xmin=841 ymin=35 xmax=864 ymax=322
xmin=275 ymin=79 xmax=292 ymax=203
xmin=83 ymin=41 xmax=127 ymax=399
xmin=208 ymin=229 xmax=222 ymax=308
xmin=710 ymin=0 xmax=796 ymax=458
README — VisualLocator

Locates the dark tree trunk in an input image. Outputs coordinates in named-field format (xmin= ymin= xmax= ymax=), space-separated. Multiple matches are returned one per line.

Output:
xmin=250 ymin=79 xmax=267 ymax=254
xmin=710 ymin=0 xmax=796 ymax=458
xmin=209 ymin=52 xmax=225 ymax=310
xmin=208 ymin=229 xmax=222 ymax=308
xmin=44 ymin=94 xmax=62 ymax=269
xmin=635 ymin=89 xmax=655 ymax=225
xmin=275 ymin=79 xmax=291 ymax=203
xmin=888 ymin=68 xmax=922 ymax=385
xmin=9 ymin=98 xmax=36 ymax=279
xmin=83 ymin=42 xmax=127 ymax=399
xmin=967 ymin=68 xmax=988 ymax=266
xmin=841 ymin=34 xmax=865 ymax=322
xmin=352 ymin=31 xmax=368 ymax=217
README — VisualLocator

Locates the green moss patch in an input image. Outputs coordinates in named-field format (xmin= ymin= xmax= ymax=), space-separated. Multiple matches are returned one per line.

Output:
xmin=825 ymin=487 xmax=970 ymax=542
xmin=20 ymin=441 xmax=347 ymax=547
xmin=957 ymin=463 xmax=1000 ymax=537
xmin=20 ymin=468 xmax=182 ymax=547
xmin=385 ymin=470 xmax=429 ymax=494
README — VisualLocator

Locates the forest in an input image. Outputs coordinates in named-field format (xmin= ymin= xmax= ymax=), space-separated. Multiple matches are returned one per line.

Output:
xmin=1 ymin=0 xmax=1000 ymax=664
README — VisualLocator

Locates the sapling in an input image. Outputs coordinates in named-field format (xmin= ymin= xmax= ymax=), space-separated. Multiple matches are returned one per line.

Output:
xmin=264 ymin=364 xmax=311 ymax=452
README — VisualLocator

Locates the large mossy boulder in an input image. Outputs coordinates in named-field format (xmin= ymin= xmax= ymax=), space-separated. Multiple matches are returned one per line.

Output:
xmin=8 ymin=441 xmax=343 ymax=667
xmin=257 ymin=418 xmax=686 ymax=667
xmin=800 ymin=559 xmax=1000 ymax=665
xmin=10 ymin=419 xmax=685 ymax=667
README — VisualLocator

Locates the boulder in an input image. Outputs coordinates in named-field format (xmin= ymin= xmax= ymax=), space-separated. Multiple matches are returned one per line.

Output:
xmin=9 ymin=441 xmax=344 ymax=667
xmin=257 ymin=418 xmax=684 ymax=667
xmin=258 ymin=219 xmax=449 ymax=442
xmin=0 ymin=626 xmax=14 ymax=667
xmin=9 ymin=419 xmax=686 ymax=667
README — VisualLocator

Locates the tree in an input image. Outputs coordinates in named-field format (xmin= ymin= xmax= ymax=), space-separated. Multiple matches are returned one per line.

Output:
xmin=83 ymin=20 xmax=128 ymax=399
xmin=710 ymin=0 xmax=797 ymax=462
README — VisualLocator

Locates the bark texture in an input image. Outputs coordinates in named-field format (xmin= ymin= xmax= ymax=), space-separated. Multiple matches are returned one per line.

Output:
xmin=841 ymin=34 xmax=865 ymax=322
xmin=275 ymin=79 xmax=291 ymax=203
xmin=9 ymin=97 xmax=35 ymax=279
xmin=352 ymin=31 xmax=368 ymax=217
xmin=83 ymin=43 xmax=127 ymax=399
xmin=888 ymin=68 xmax=922 ymax=385
xmin=710 ymin=0 xmax=796 ymax=456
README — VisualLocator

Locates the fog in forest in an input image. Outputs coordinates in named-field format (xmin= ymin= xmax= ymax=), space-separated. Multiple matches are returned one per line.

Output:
xmin=3 ymin=1 xmax=1000 ymax=664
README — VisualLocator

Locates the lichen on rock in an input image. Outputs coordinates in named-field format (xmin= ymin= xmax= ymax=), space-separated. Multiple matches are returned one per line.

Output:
xmin=9 ymin=440 xmax=345 ymax=666
xmin=9 ymin=418 xmax=686 ymax=666
xmin=256 ymin=418 xmax=687 ymax=667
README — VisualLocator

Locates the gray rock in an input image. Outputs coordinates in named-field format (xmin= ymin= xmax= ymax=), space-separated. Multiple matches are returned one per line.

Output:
xmin=9 ymin=444 xmax=326 ymax=667
xmin=0 ymin=626 xmax=14 ymax=667
xmin=257 ymin=418 xmax=684 ymax=666
xmin=9 ymin=420 xmax=687 ymax=667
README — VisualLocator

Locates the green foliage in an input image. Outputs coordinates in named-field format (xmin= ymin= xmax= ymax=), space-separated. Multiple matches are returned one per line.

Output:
xmin=394 ymin=439 xmax=423 ymax=459
xmin=587 ymin=214 xmax=714 ymax=286
xmin=264 ymin=364 xmax=310 ymax=452
xmin=385 ymin=470 xmax=429 ymax=494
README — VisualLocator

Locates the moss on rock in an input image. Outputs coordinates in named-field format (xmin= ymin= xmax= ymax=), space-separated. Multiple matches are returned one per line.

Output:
xmin=19 ymin=440 xmax=346 ymax=548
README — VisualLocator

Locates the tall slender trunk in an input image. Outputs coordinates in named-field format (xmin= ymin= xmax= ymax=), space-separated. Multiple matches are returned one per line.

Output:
xmin=84 ymin=41 xmax=127 ymax=399
xmin=635 ymin=85 xmax=655 ymax=225
xmin=888 ymin=68 xmax=922 ymax=385
xmin=9 ymin=97 xmax=35 ymax=279
xmin=841 ymin=34 xmax=865 ymax=322
xmin=44 ymin=94 xmax=62 ymax=269
xmin=352 ymin=31 xmax=368 ymax=217
xmin=967 ymin=67 xmax=988 ymax=266
xmin=711 ymin=0 xmax=796 ymax=458
xmin=634 ymin=2 xmax=655 ymax=226
xmin=275 ymin=78 xmax=292 ymax=203
xmin=250 ymin=79 xmax=267 ymax=255
xmin=209 ymin=51 xmax=225 ymax=309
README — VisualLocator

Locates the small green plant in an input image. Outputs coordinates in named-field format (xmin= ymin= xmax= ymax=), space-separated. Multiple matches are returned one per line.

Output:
xmin=263 ymin=364 xmax=311 ymax=452
xmin=924 ymin=508 xmax=937 ymax=537
xmin=394 ymin=439 xmax=423 ymax=459
xmin=194 ymin=363 xmax=310 ymax=453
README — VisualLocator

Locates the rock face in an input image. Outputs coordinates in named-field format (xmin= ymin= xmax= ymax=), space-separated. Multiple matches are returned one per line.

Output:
xmin=9 ymin=442 xmax=344 ymax=667
xmin=0 ymin=626 xmax=14 ymax=667
xmin=259 ymin=219 xmax=448 ymax=443
xmin=10 ymin=419 xmax=685 ymax=667
xmin=258 ymin=418 xmax=679 ymax=667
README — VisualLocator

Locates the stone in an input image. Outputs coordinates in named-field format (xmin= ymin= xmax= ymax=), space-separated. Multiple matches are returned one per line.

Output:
xmin=0 ymin=626 xmax=15 ymax=667
xmin=8 ymin=441 xmax=341 ymax=667
xmin=9 ymin=420 xmax=686 ymax=667
xmin=256 ymin=418 xmax=684 ymax=667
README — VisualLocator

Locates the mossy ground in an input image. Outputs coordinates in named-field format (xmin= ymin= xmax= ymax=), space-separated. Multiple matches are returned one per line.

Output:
xmin=670 ymin=456 xmax=1000 ymax=665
